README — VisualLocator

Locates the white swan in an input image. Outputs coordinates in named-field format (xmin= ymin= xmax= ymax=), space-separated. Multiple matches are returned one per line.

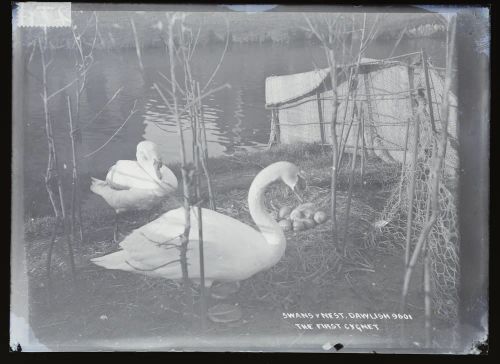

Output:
xmin=91 ymin=161 xmax=306 ymax=286
xmin=90 ymin=141 xmax=178 ymax=241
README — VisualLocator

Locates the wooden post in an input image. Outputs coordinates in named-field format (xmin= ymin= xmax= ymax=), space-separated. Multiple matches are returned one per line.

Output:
xmin=338 ymin=67 xmax=355 ymax=149
xmin=363 ymin=72 xmax=393 ymax=162
xmin=317 ymin=91 xmax=326 ymax=144
xmin=421 ymin=49 xmax=437 ymax=134
xmin=337 ymin=100 xmax=358 ymax=171
xmin=275 ymin=109 xmax=280 ymax=145
xmin=407 ymin=65 xmax=418 ymax=118
xmin=362 ymin=73 xmax=376 ymax=156
xmin=268 ymin=109 xmax=280 ymax=148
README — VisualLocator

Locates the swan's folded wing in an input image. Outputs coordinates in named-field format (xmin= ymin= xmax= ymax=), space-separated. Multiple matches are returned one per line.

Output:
xmin=118 ymin=210 xmax=185 ymax=270
xmin=188 ymin=207 xmax=260 ymax=242
xmin=91 ymin=250 xmax=135 ymax=271
xmin=115 ymin=207 xmax=273 ymax=280
xmin=93 ymin=183 xmax=158 ymax=213
xmin=159 ymin=165 xmax=179 ymax=191
xmin=106 ymin=163 xmax=133 ymax=190
xmin=116 ymin=208 xmax=248 ymax=273
xmin=107 ymin=160 xmax=158 ymax=190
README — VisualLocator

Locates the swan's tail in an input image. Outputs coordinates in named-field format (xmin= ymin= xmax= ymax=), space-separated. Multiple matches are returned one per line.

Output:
xmin=90 ymin=177 xmax=107 ymax=195
xmin=91 ymin=250 xmax=133 ymax=271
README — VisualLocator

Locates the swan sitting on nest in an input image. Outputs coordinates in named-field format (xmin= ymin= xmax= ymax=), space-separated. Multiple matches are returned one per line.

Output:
xmin=91 ymin=161 xmax=306 ymax=286
xmin=90 ymin=141 xmax=178 ymax=242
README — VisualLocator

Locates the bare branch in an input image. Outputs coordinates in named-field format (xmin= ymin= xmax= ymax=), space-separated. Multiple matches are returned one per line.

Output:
xmin=389 ymin=25 xmax=408 ymax=58
xmin=189 ymin=24 xmax=202 ymax=61
xmin=82 ymin=100 xmax=138 ymax=158
xmin=303 ymin=14 xmax=326 ymax=46
xmin=201 ymin=16 xmax=230 ymax=93
xmin=46 ymin=62 xmax=94 ymax=101
xmin=78 ymin=10 xmax=96 ymax=38
xmin=359 ymin=14 xmax=381 ymax=54
xmin=179 ymin=83 xmax=231 ymax=116
xmin=78 ymin=86 xmax=123 ymax=131
xmin=72 ymin=26 xmax=85 ymax=64
xmin=28 ymin=40 xmax=37 ymax=65
xmin=158 ymin=70 xmax=186 ymax=98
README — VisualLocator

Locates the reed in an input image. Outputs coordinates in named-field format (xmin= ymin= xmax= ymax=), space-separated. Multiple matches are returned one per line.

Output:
xmin=36 ymin=29 xmax=77 ymax=297
xmin=68 ymin=11 xmax=100 ymax=244
xmin=304 ymin=13 xmax=380 ymax=252
xmin=303 ymin=15 xmax=340 ymax=237
xmin=152 ymin=13 xmax=230 ymax=327
xmin=37 ymin=13 xmax=108 ymax=294
xmin=342 ymin=108 xmax=363 ymax=251
xmin=130 ymin=17 xmax=145 ymax=75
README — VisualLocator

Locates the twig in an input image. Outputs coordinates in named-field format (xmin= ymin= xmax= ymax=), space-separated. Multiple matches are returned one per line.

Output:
xmin=82 ymin=100 xmax=138 ymax=158
xmin=78 ymin=87 xmax=123 ymax=131
xmin=337 ymin=14 xmax=368 ymax=171
xmin=389 ymin=25 xmax=408 ymax=58
xmin=164 ymin=13 xmax=193 ymax=317
xmin=197 ymin=82 xmax=216 ymax=210
xmin=178 ymin=83 xmax=231 ymax=116
xmin=201 ymin=16 xmax=230 ymax=93
xmin=342 ymin=115 xmax=362 ymax=251
xmin=188 ymin=25 xmax=202 ymax=61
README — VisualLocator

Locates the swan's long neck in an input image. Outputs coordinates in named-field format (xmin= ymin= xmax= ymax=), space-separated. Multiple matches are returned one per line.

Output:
xmin=248 ymin=165 xmax=287 ymax=263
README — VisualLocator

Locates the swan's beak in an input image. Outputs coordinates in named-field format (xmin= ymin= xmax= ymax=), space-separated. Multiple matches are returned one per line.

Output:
xmin=293 ymin=175 xmax=307 ymax=202
xmin=153 ymin=159 xmax=163 ymax=180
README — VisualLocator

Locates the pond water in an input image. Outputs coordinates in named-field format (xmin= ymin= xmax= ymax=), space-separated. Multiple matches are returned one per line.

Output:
xmin=23 ymin=38 xmax=445 ymax=216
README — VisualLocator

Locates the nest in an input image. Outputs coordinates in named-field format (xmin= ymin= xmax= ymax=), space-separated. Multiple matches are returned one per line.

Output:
xmin=216 ymin=183 xmax=377 ymax=311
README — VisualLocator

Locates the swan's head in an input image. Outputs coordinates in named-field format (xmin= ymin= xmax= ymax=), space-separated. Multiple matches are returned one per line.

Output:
xmin=279 ymin=162 xmax=307 ymax=201
xmin=136 ymin=141 xmax=163 ymax=180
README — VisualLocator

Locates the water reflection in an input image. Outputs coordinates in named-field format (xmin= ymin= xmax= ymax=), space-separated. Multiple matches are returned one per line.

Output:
xmin=142 ymin=89 xmax=229 ymax=163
